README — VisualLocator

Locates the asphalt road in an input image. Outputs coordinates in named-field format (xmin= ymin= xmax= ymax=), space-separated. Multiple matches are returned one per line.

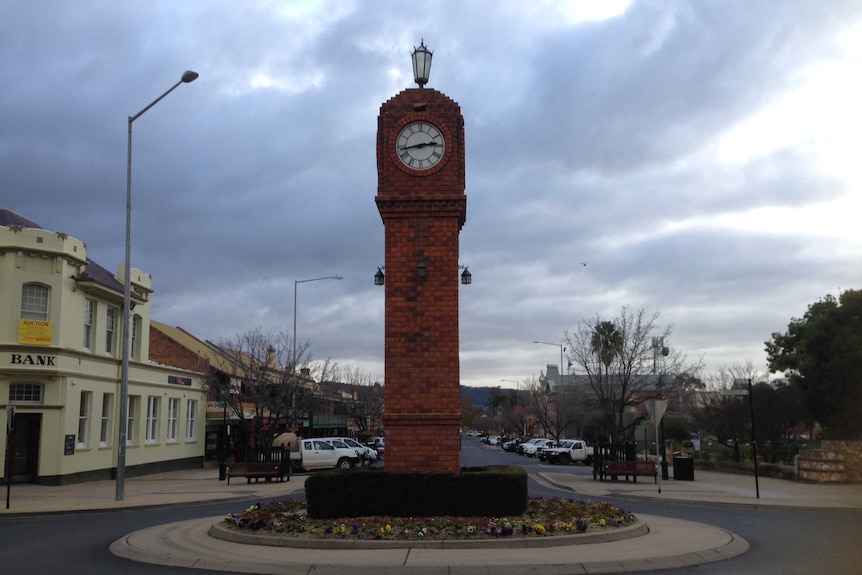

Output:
xmin=472 ymin=438 xmax=862 ymax=574
xmin=0 ymin=439 xmax=859 ymax=574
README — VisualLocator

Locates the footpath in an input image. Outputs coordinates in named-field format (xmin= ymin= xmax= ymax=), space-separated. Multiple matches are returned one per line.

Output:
xmin=2 ymin=466 xmax=861 ymax=574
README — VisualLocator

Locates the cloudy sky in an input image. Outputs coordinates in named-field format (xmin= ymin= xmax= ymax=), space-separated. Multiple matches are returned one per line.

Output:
xmin=3 ymin=1 xmax=860 ymax=388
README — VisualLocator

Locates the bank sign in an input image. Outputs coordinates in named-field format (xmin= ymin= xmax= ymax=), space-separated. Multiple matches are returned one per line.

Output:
xmin=10 ymin=353 xmax=57 ymax=366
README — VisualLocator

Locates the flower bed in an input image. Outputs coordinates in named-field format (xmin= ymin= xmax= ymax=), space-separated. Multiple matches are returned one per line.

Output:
xmin=223 ymin=497 xmax=636 ymax=541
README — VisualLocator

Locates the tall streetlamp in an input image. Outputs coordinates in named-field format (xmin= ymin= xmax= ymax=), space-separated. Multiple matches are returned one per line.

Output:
xmin=533 ymin=340 xmax=566 ymax=381
xmin=117 ymin=70 xmax=198 ymax=501
xmin=292 ymin=275 xmax=343 ymax=367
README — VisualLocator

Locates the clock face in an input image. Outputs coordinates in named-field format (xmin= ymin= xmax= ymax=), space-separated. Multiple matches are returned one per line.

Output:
xmin=395 ymin=121 xmax=446 ymax=170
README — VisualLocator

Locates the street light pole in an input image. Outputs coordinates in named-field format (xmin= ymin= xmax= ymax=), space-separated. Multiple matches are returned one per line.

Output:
xmin=532 ymin=340 xmax=565 ymax=381
xmin=117 ymin=70 xmax=198 ymax=501
xmin=292 ymin=275 xmax=343 ymax=368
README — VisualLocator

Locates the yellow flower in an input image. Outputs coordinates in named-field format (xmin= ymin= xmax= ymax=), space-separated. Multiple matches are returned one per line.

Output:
xmin=599 ymin=518 xmax=607 ymax=527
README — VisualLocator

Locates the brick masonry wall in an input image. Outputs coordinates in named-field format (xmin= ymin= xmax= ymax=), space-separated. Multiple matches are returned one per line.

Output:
xmin=377 ymin=88 xmax=465 ymax=473
xmin=149 ymin=326 xmax=209 ymax=374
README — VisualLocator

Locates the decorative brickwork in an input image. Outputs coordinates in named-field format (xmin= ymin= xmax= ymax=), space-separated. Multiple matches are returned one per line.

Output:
xmin=376 ymin=88 xmax=466 ymax=473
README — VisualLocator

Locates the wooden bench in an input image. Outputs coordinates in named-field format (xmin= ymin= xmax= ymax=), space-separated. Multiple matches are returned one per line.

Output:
xmin=225 ymin=462 xmax=288 ymax=485
xmin=601 ymin=460 xmax=657 ymax=483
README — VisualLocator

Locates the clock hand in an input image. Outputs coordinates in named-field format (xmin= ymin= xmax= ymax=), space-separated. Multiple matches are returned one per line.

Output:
xmin=400 ymin=141 xmax=441 ymax=150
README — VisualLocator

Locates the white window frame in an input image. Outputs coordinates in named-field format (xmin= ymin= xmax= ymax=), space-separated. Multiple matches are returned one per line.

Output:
xmin=167 ymin=397 xmax=179 ymax=442
xmin=9 ymin=382 xmax=43 ymax=404
xmin=145 ymin=396 xmax=160 ymax=443
xmin=105 ymin=307 xmax=117 ymax=355
xmin=127 ymin=395 xmax=139 ymax=445
xmin=185 ymin=399 xmax=197 ymax=440
xmin=77 ymin=391 xmax=92 ymax=447
xmin=131 ymin=315 xmax=141 ymax=361
xmin=100 ymin=393 xmax=113 ymax=446
xmin=21 ymin=283 xmax=50 ymax=320
xmin=83 ymin=298 xmax=95 ymax=350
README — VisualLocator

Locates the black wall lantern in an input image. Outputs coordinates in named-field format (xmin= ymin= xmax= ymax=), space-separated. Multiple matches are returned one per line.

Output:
xmin=417 ymin=257 xmax=427 ymax=278
xmin=460 ymin=266 xmax=472 ymax=285
xmin=374 ymin=267 xmax=385 ymax=286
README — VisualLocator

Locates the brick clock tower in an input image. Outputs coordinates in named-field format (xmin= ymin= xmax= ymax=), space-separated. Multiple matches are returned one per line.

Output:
xmin=375 ymin=43 xmax=466 ymax=473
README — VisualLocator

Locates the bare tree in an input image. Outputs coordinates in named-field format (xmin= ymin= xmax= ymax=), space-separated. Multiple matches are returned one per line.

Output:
xmin=693 ymin=362 xmax=804 ymax=463
xmin=208 ymin=328 xmax=337 ymax=450
xmin=565 ymin=306 xmax=701 ymax=443
xmin=693 ymin=362 xmax=767 ymax=461
xmin=340 ymin=365 xmax=384 ymax=438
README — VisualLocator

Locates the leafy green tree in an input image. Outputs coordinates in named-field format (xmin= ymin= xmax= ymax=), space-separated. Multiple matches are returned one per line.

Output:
xmin=766 ymin=289 xmax=862 ymax=439
xmin=752 ymin=382 xmax=806 ymax=463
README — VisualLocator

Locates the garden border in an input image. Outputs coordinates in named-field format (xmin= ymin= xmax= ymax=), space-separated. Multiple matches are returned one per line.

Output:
xmin=208 ymin=517 xmax=649 ymax=549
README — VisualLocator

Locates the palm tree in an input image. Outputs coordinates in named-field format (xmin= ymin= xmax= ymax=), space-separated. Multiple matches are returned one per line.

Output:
xmin=590 ymin=320 xmax=623 ymax=440
xmin=590 ymin=320 xmax=622 ymax=373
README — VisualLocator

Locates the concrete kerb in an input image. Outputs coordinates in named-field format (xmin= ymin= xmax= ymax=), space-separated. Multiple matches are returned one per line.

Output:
xmin=111 ymin=514 xmax=749 ymax=575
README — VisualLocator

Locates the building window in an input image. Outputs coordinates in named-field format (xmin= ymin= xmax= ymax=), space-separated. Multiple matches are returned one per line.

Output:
xmin=100 ymin=393 xmax=113 ymax=446
xmin=127 ymin=395 xmax=139 ymax=445
xmin=167 ymin=398 xmax=179 ymax=441
xmin=83 ymin=299 xmax=96 ymax=350
xmin=131 ymin=315 xmax=141 ymax=361
xmin=185 ymin=399 xmax=197 ymax=440
xmin=21 ymin=283 xmax=50 ymax=320
xmin=77 ymin=391 xmax=92 ymax=447
xmin=105 ymin=307 xmax=117 ymax=355
xmin=9 ymin=383 xmax=43 ymax=404
xmin=145 ymin=396 xmax=160 ymax=443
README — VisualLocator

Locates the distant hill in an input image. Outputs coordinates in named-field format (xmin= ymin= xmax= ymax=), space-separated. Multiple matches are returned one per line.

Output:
xmin=460 ymin=385 xmax=491 ymax=408
xmin=460 ymin=385 xmax=527 ymax=408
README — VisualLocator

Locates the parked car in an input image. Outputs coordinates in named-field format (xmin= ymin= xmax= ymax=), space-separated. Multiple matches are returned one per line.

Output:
xmin=319 ymin=438 xmax=366 ymax=467
xmin=327 ymin=437 xmax=378 ymax=465
xmin=542 ymin=439 xmax=595 ymax=465
xmin=366 ymin=436 xmax=385 ymax=457
xmin=503 ymin=437 xmax=532 ymax=452
xmin=272 ymin=435 xmax=360 ymax=471
xmin=522 ymin=438 xmax=553 ymax=458
xmin=516 ymin=437 xmax=547 ymax=455
xmin=484 ymin=435 xmax=502 ymax=446
xmin=537 ymin=440 xmax=560 ymax=462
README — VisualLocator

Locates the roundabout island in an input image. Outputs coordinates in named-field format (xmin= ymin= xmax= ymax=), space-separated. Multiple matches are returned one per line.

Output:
xmin=111 ymin=511 xmax=748 ymax=574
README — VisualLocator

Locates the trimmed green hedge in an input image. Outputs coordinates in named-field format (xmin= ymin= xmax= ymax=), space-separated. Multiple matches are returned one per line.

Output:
xmin=305 ymin=465 xmax=528 ymax=519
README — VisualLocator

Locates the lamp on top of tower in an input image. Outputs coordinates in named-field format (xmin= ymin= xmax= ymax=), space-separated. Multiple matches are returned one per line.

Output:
xmin=411 ymin=39 xmax=433 ymax=88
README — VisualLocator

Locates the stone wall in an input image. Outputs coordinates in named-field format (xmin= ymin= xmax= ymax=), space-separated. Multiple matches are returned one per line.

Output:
xmin=798 ymin=440 xmax=862 ymax=483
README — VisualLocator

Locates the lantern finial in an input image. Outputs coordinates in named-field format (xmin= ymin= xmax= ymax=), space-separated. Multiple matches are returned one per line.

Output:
xmin=411 ymin=39 xmax=433 ymax=88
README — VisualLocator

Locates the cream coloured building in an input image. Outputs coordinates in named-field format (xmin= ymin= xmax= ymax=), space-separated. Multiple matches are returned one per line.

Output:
xmin=1 ymin=209 xmax=206 ymax=484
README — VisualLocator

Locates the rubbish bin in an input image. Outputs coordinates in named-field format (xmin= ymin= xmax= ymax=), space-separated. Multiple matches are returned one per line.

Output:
xmin=673 ymin=456 xmax=694 ymax=480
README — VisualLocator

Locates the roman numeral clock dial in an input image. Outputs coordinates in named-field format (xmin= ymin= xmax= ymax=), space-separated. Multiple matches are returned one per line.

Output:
xmin=396 ymin=121 xmax=445 ymax=170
